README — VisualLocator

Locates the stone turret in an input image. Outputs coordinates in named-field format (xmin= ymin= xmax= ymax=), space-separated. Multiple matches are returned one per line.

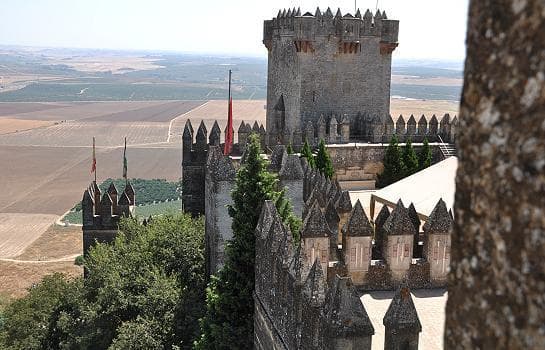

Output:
xmin=383 ymin=284 xmax=422 ymax=349
xmin=204 ymin=146 xmax=236 ymax=275
xmin=82 ymin=180 xmax=136 ymax=260
xmin=342 ymin=200 xmax=373 ymax=284
xmin=263 ymin=8 xmax=399 ymax=145
xmin=324 ymin=276 xmax=374 ymax=349
xmin=209 ymin=121 xmax=221 ymax=146
xmin=422 ymin=199 xmax=453 ymax=284
xmin=382 ymin=200 xmax=416 ymax=281
xmin=301 ymin=203 xmax=332 ymax=276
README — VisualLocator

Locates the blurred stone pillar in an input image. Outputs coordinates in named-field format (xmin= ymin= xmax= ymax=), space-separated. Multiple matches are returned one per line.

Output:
xmin=445 ymin=1 xmax=545 ymax=348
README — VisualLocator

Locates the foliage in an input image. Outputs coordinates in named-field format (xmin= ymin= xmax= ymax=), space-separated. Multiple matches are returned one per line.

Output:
xmin=402 ymin=138 xmax=419 ymax=177
xmin=0 ymin=213 xmax=205 ymax=350
xmin=72 ymin=178 xmax=181 ymax=211
xmin=275 ymin=189 xmax=302 ymax=243
xmin=64 ymin=199 xmax=182 ymax=225
xmin=377 ymin=135 xmax=406 ymax=188
xmin=300 ymin=139 xmax=315 ymax=168
xmin=195 ymin=134 xmax=299 ymax=349
xmin=315 ymin=139 xmax=335 ymax=179
xmin=286 ymin=143 xmax=294 ymax=155
xmin=418 ymin=137 xmax=433 ymax=170
xmin=74 ymin=255 xmax=84 ymax=266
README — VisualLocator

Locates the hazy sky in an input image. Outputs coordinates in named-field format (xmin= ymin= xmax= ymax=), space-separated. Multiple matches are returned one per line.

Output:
xmin=0 ymin=0 xmax=469 ymax=60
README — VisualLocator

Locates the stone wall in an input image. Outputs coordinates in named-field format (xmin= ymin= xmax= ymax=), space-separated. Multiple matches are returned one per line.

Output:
xmin=263 ymin=8 xmax=399 ymax=145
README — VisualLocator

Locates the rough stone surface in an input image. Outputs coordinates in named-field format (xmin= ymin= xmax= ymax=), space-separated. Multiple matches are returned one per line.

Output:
xmin=445 ymin=1 xmax=545 ymax=348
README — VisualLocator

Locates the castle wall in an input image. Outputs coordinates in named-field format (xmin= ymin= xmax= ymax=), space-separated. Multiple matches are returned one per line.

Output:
xmin=280 ymin=179 xmax=304 ymax=217
xmin=328 ymin=144 xmax=443 ymax=184
xmin=254 ymin=295 xmax=290 ymax=350
xmin=205 ymin=179 xmax=234 ymax=275
xmin=298 ymin=35 xmax=390 ymax=123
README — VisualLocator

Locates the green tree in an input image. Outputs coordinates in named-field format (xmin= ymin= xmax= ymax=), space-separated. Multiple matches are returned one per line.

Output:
xmin=418 ymin=137 xmax=432 ymax=170
xmin=300 ymin=139 xmax=315 ymax=168
xmin=286 ymin=143 xmax=294 ymax=155
xmin=0 ymin=213 xmax=206 ymax=350
xmin=402 ymin=138 xmax=419 ymax=176
xmin=315 ymin=139 xmax=335 ymax=179
xmin=377 ymin=135 xmax=406 ymax=188
xmin=195 ymin=134 xmax=298 ymax=349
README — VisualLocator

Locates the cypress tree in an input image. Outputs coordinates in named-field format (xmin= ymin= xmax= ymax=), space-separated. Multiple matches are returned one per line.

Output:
xmin=300 ymin=139 xmax=315 ymax=168
xmin=377 ymin=135 xmax=405 ymax=187
xmin=402 ymin=138 xmax=419 ymax=176
xmin=418 ymin=137 xmax=432 ymax=170
xmin=195 ymin=134 xmax=298 ymax=349
xmin=286 ymin=143 xmax=294 ymax=155
xmin=315 ymin=139 xmax=335 ymax=179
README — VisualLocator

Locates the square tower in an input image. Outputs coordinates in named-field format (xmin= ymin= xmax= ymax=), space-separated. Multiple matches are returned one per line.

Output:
xmin=263 ymin=7 xmax=399 ymax=145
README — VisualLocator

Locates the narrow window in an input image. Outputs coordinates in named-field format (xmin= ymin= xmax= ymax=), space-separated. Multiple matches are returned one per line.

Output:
xmin=404 ymin=244 xmax=410 ymax=258
xmin=350 ymin=248 xmax=356 ymax=262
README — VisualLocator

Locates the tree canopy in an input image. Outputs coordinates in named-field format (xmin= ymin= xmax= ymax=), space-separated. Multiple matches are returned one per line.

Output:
xmin=418 ymin=137 xmax=432 ymax=170
xmin=195 ymin=134 xmax=299 ymax=349
xmin=402 ymin=138 xmax=419 ymax=177
xmin=300 ymin=139 xmax=315 ymax=168
xmin=0 ymin=213 xmax=205 ymax=350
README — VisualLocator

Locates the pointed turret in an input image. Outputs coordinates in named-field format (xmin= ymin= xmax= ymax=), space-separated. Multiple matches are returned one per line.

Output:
xmin=315 ymin=7 xmax=322 ymax=18
xmin=117 ymin=192 xmax=131 ymax=217
xmin=325 ymin=7 xmax=333 ymax=18
xmin=209 ymin=121 xmax=221 ymax=146
xmin=325 ymin=199 xmax=340 ymax=236
xmin=335 ymin=8 xmax=342 ymax=18
xmin=301 ymin=203 xmax=331 ymax=238
xmin=383 ymin=283 xmax=422 ymax=349
xmin=396 ymin=115 xmax=406 ymax=135
xmin=383 ymin=200 xmax=416 ymax=236
xmin=238 ymin=120 xmax=249 ymax=145
xmin=355 ymin=8 xmax=362 ymax=19
xmin=325 ymin=276 xmax=374 ymax=341
xmin=407 ymin=203 xmax=421 ymax=233
xmin=296 ymin=7 xmax=301 ymax=16
xmin=123 ymin=180 xmax=135 ymax=206
xmin=407 ymin=114 xmax=417 ymax=135
xmin=343 ymin=200 xmax=373 ymax=237
xmin=423 ymin=199 xmax=453 ymax=234
xmin=382 ymin=10 xmax=388 ymax=19
xmin=335 ymin=191 xmax=352 ymax=215
xmin=107 ymin=182 xmax=118 ymax=214
xmin=100 ymin=192 xmax=113 ymax=226
xmin=252 ymin=121 xmax=260 ymax=134
xmin=279 ymin=154 xmax=304 ymax=181
xmin=286 ymin=8 xmax=292 ymax=17
xmin=269 ymin=145 xmax=287 ymax=172
xmin=82 ymin=189 xmax=94 ymax=226
xmin=195 ymin=120 xmax=207 ymax=150
xmin=302 ymin=259 xmax=326 ymax=306
xmin=182 ymin=120 xmax=193 ymax=159
xmin=417 ymin=115 xmax=428 ymax=135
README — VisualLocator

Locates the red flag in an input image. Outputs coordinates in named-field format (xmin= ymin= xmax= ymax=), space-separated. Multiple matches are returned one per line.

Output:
xmin=224 ymin=97 xmax=233 ymax=155
xmin=91 ymin=137 xmax=96 ymax=174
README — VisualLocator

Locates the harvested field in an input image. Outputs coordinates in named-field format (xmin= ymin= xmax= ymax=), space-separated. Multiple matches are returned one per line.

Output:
xmin=0 ymin=117 xmax=55 ymax=134
xmin=390 ymin=98 xmax=459 ymax=118
xmin=0 ymin=213 xmax=58 ymax=258
xmin=16 ymin=224 xmax=82 ymax=261
xmin=83 ymin=100 xmax=205 ymax=122
xmin=0 ymin=121 xmax=170 ymax=147
xmin=0 ymin=260 xmax=81 ymax=299
xmin=3 ymin=101 xmax=169 ymax=121
xmin=0 ymin=102 xmax=67 ymax=116
xmin=0 ymin=145 xmax=181 ymax=215
xmin=183 ymin=99 xmax=266 ymax=123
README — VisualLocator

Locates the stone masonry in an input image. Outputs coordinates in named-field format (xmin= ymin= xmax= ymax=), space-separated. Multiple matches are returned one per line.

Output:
xmin=263 ymin=7 xmax=399 ymax=146
xmin=445 ymin=0 xmax=545 ymax=348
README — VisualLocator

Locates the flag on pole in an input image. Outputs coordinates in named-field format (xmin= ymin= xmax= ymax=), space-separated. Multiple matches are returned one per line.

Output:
xmin=224 ymin=70 xmax=234 ymax=155
xmin=122 ymin=137 xmax=128 ymax=180
xmin=91 ymin=137 xmax=97 ymax=175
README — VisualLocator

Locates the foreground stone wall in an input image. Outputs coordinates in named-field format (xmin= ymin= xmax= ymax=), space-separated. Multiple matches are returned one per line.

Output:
xmin=445 ymin=1 xmax=545 ymax=348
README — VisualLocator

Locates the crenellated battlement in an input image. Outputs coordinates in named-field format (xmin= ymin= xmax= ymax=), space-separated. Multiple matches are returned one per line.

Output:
xmin=263 ymin=7 xmax=399 ymax=53
xmin=301 ymin=164 xmax=454 ymax=289
xmin=82 ymin=180 xmax=135 ymax=257
xmin=181 ymin=119 xmax=266 ymax=217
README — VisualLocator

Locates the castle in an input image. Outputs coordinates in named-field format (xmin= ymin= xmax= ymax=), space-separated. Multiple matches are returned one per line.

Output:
xmin=82 ymin=6 xmax=457 ymax=348
xmin=81 ymin=181 xmax=135 ymax=257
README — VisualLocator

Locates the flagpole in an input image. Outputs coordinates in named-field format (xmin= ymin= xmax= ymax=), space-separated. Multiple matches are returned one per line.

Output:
xmin=123 ymin=137 xmax=127 ymax=186
xmin=93 ymin=137 xmax=97 ymax=183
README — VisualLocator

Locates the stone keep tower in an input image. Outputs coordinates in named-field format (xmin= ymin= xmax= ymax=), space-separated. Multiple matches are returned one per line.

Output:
xmin=263 ymin=7 xmax=399 ymax=145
